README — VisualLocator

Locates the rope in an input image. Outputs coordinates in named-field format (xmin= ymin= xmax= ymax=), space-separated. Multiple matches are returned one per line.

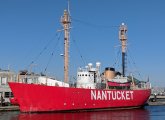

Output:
xmin=112 ymin=47 xmax=121 ymax=69
xmin=127 ymin=48 xmax=143 ymax=80
xmin=28 ymin=32 xmax=59 ymax=67
xmin=43 ymin=31 xmax=62 ymax=74
xmin=26 ymin=31 xmax=62 ymax=73
xmin=71 ymin=36 xmax=86 ymax=66
xmin=44 ymin=52 xmax=54 ymax=74
xmin=72 ymin=17 xmax=119 ymax=29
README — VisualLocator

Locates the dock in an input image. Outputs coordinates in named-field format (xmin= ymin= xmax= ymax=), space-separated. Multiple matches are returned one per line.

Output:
xmin=0 ymin=105 xmax=19 ymax=111
xmin=150 ymin=95 xmax=165 ymax=99
xmin=148 ymin=95 xmax=165 ymax=106
xmin=148 ymin=101 xmax=165 ymax=106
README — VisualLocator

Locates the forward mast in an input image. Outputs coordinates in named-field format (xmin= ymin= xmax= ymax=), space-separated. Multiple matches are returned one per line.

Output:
xmin=61 ymin=10 xmax=71 ymax=83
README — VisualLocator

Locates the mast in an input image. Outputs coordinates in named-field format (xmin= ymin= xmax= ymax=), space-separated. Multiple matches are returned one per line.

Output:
xmin=61 ymin=10 xmax=71 ymax=83
xmin=119 ymin=23 xmax=127 ymax=77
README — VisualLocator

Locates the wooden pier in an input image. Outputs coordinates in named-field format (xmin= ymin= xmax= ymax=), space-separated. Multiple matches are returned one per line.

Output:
xmin=148 ymin=95 xmax=165 ymax=106
xmin=150 ymin=95 xmax=165 ymax=99
xmin=0 ymin=106 xmax=19 ymax=111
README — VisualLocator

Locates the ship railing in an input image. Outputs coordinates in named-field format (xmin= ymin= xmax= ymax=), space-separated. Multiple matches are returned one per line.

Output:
xmin=77 ymin=83 xmax=96 ymax=89
xmin=132 ymin=82 xmax=151 ymax=90
xmin=77 ymin=68 xmax=88 ymax=72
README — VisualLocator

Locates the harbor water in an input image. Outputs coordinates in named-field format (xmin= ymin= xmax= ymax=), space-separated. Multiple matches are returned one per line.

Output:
xmin=0 ymin=106 xmax=165 ymax=120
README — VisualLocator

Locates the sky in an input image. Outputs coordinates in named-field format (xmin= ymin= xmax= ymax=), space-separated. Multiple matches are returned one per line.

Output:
xmin=0 ymin=0 xmax=165 ymax=87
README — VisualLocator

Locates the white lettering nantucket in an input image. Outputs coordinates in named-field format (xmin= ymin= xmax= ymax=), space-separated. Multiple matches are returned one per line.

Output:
xmin=91 ymin=90 xmax=134 ymax=101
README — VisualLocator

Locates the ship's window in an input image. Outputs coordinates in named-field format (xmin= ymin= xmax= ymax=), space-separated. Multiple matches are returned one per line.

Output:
xmin=85 ymin=74 xmax=87 ymax=76
xmin=82 ymin=74 xmax=84 ymax=76
xmin=89 ymin=75 xmax=90 ymax=76
xmin=1 ymin=77 xmax=7 ymax=85
xmin=4 ymin=92 xmax=14 ymax=98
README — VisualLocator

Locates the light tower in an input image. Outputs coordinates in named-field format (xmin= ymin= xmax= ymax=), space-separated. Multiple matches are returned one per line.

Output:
xmin=61 ymin=10 xmax=71 ymax=83
xmin=119 ymin=23 xmax=127 ymax=77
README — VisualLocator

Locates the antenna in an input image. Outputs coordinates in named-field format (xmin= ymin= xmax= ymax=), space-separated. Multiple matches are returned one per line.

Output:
xmin=67 ymin=0 xmax=71 ymax=16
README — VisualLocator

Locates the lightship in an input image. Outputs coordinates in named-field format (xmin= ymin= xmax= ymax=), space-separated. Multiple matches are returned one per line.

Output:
xmin=9 ymin=7 xmax=151 ymax=112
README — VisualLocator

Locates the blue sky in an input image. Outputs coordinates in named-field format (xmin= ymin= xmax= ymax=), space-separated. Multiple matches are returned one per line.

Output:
xmin=0 ymin=0 xmax=165 ymax=87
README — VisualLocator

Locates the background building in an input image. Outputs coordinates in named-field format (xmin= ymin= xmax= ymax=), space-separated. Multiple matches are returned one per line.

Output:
xmin=0 ymin=69 xmax=17 ymax=105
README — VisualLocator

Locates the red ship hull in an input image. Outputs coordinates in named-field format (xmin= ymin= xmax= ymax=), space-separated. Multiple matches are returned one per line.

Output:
xmin=9 ymin=82 xmax=151 ymax=112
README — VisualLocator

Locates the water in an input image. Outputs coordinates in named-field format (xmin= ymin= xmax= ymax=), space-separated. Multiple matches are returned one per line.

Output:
xmin=0 ymin=106 xmax=165 ymax=120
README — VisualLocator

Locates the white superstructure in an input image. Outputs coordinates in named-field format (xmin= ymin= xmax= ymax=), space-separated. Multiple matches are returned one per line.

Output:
xmin=37 ymin=76 xmax=69 ymax=87
xmin=76 ymin=62 xmax=101 ymax=89
xmin=18 ymin=72 xmax=69 ymax=87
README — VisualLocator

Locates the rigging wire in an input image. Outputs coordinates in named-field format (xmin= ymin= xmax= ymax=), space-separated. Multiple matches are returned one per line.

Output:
xmin=112 ymin=46 xmax=121 ymax=70
xmin=43 ymin=31 xmax=62 ymax=74
xmin=127 ymin=48 xmax=143 ymax=80
xmin=27 ymin=31 xmax=62 ymax=71
xmin=72 ymin=17 xmax=119 ymax=29
xmin=43 ymin=52 xmax=54 ymax=74
xmin=67 ymin=0 xmax=71 ymax=16
xmin=112 ymin=40 xmax=143 ymax=80
xmin=28 ymin=33 xmax=57 ymax=65
xmin=71 ymin=35 xmax=86 ymax=66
